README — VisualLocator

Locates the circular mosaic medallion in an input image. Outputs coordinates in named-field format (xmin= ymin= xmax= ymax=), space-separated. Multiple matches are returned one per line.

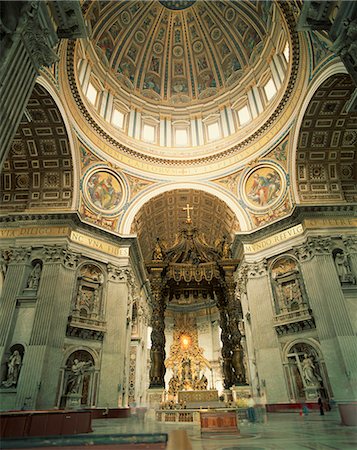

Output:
xmin=193 ymin=40 xmax=203 ymax=54
xmin=243 ymin=165 xmax=285 ymax=210
xmin=211 ymin=28 xmax=222 ymax=41
xmin=173 ymin=45 xmax=184 ymax=57
xmin=121 ymin=11 xmax=130 ymax=25
xmin=153 ymin=42 xmax=164 ymax=54
xmin=225 ymin=7 xmax=235 ymax=22
xmin=84 ymin=169 xmax=124 ymax=214
xmin=135 ymin=30 xmax=145 ymax=44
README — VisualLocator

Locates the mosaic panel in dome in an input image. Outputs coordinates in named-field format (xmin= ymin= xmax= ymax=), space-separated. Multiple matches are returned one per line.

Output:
xmin=296 ymin=74 xmax=357 ymax=203
xmin=0 ymin=84 xmax=73 ymax=212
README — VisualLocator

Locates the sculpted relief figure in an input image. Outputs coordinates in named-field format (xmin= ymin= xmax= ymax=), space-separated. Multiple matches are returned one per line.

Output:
xmin=2 ymin=350 xmax=22 ymax=388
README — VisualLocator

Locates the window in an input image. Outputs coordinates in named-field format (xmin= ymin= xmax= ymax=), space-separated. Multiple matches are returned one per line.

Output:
xmin=142 ymin=124 xmax=155 ymax=143
xmin=175 ymin=129 xmax=188 ymax=146
xmin=264 ymin=78 xmax=277 ymax=102
xmin=86 ymin=82 xmax=97 ymax=105
xmin=283 ymin=42 xmax=290 ymax=62
xmin=111 ymin=109 xmax=124 ymax=129
xmin=207 ymin=122 xmax=220 ymax=141
xmin=237 ymin=106 xmax=251 ymax=125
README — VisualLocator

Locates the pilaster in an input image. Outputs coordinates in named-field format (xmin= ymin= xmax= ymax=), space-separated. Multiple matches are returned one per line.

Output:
xmin=16 ymin=246 xmax=77 ymax=409
xmin=97 ymin=264 xmax=130 ymax=407
xmin=294 ymin=237 xmax=357 ymax=401
xmin=245 ymin=260 xmax=288 ymax=403
xmin=0 ymin=248 xmax=31 ymax=358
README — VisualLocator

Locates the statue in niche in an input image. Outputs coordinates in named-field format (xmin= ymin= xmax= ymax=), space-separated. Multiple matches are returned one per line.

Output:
xmin=301 ymin=353 xmax=322 ymax=387
xmin=334 ymin=250 xmax=355 ymax=284
xmin=26 ymin=263 xmax=42 ymax=290
xmin=66 ymin=359 xmax=93 ymax=395
xmin=2 ymin=350 xmax=22 ymax=388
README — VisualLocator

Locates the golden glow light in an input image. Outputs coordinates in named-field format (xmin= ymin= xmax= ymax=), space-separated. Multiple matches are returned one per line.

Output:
xmin=180 ymin=335 xmax=191 ymax=349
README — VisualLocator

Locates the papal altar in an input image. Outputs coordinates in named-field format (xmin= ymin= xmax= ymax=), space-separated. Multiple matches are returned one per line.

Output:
xmin=178 ymin=389 xmax=219 ymax=405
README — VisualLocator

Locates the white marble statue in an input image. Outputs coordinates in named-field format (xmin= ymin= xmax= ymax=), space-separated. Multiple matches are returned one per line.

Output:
xmin=334 ymin=251 xmax=353 ymax=282
xmin=301 ymin=354 xmax=321 ymax=386
xmin=26 ymin=263 xmax=42 ymax=290
xmin=66 ymin=359 xmax=93 ymax=395
xmin=2 ymin=350 xmax=22 ymax=388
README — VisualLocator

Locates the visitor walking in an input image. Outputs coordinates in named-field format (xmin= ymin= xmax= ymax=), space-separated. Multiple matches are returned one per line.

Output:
xmin=247 ymin=395 xmax=256 ymax=422
xmin=318 ymin=396 xmax=324 ymax=416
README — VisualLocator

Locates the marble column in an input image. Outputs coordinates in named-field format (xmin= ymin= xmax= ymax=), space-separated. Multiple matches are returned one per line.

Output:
xmin=15 ymin=247 xmax=79 ymax=409
xmin=98 ymin=264 xmax=130 ymax=407
xmin=245 ymin=260 xmax=289 ymax=403
xmin=295 ymin=237 xmax=357 ymax=401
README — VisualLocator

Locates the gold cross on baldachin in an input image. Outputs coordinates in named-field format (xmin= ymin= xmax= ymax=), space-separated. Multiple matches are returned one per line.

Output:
xmin=183 ymin=203 xmax=193 ymax=224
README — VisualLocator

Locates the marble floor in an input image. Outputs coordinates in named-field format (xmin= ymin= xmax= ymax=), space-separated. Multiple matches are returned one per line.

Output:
xmin=91 ymin=409 xmax=357 ymax=450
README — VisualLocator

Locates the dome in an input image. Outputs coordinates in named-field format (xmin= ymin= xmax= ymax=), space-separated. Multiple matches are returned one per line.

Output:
xmin=65 ymin=0 xmax=299 ymax=174
xmin=91 ymin=0 xmax=276 ymax=107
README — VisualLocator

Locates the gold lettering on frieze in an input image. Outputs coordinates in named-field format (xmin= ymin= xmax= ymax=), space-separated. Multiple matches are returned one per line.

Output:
xmin=70 ymin=231 xmax=129 ymax=257
xmin=244 ymin=224 xmax=304 ymax=253
xmin=303 ymin=218 xmax=357 ymax=228
xmin=0 ymin=226 xmax=70 ymax=238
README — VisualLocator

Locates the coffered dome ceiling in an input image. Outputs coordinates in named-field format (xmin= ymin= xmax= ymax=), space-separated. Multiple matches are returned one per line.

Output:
xmin=89 ymin=0 xmax=275 ymax=106
xmin=63 ymin=0 xmax=300 ymax=175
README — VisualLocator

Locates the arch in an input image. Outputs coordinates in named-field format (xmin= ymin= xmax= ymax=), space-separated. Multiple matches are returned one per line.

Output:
xmin=61 ymin=345 xmax=100 ymax=367
xmin=289 ymin=60 xmax=347 ymax=203
xmin=36 ymin=76 xmax=80 ymax=210
xmin=58 ymin=348 xmax=98 ymax=408
xmin=282 ymin=338 xmax=322 ymax=360
xmin=282 ymin=339 xmax=331 ymax=402
xmin=0 ymin=79 xmax=78 ymax=213
xmin=119 ymin=182 xmax=251 ymax=235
